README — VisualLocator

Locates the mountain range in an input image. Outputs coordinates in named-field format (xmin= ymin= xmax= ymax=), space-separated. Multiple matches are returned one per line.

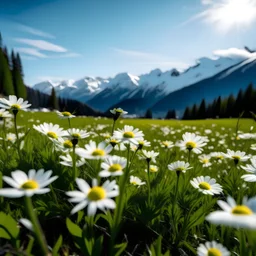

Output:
xmin=33 ymin=47 xmax=256 ymax=117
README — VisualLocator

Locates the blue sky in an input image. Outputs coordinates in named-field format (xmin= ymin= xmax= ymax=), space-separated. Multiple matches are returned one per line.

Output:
xmin=1 ymin=0 xmax=256 ymax=85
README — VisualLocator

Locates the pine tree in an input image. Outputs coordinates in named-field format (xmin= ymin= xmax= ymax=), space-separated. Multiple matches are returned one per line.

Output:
xmin=242 ymin=83 xmax=254 ymax=117
xmin=191 ymin=104 xmax=198 ymax=119
xmin=0 ymin=32 xmax=2 ymax=49
xmin=165 ymin=109 xmax=176 ymax=119
xmin=145 ymin=109 xmax=153 ymax=119
xmin=11 ymin=51 xmax=27 ymax=99
xmin=226 ymin=94 xmax=235 ymax=118
xmin=198 ymin=99 xmax=206 ymax=119
xmin=48 ymin=87 xmax=59 ymax=110
xmin=234 ymin=89 xmax=244 ymax=117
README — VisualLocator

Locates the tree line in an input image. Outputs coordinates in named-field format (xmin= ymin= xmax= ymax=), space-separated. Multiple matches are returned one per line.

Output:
xmin=0 ymin=33 xmax=101 ymax=116
xmin=182 ymin=83 xmax=255 ymax=120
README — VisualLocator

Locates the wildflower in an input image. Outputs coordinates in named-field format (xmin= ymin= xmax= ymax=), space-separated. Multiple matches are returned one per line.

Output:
xmin=56 ymin=111 xmax=75 ymax=119
xmin=211 ymin=152 xmax=224 ymax=161
xmin=0 ymin=95 xmax=31 ymax=113
xmin=190 ymin=176 xmax=223 ymax=195
xmin=197 ymin=241 xmax=230 ymax=256
xmin=130 ymin=176 xmax=146 ymax=187
xmin=141 ymin=150 xmax=159 ymax=163
xmin=113 ymin=125 xmax=144 ymax=145
xmin=160 ymin=140 xmax=174 ymax=149
xmin=222 ymin=149 xmax=250 ymax=165
xmin=206 ymin=196 xmax=256 ymax=229
xmin=168 ymin=161 xmax=192 ymax=175
xmin=0 ymin=169 xmax=58 ymax=198
xmin=66 ymin=178 xmax=119 ymax=215
xmin=110 ymin=108 xmax=128 ymax=121
xmin=65 ymin=128 xmax=90 ymax=146
xmin=60 ymin=154 xmax=86 ymax=167
xmin=99 ymin=156 xmax=127 ymax=177
xmin=137 ymin=139 xmax=151 ymax=150
xmin=241 ymin=158 xmax=256 ymax=182
xmin=0 ymin=109 xmax=12 ymax=118
xmin=106 ymin=137 xmax=120 ymax=148
xmin=145 ymin=165 xmax=158 ymax=173
xmin=33 ymin=122 xmax=68 ymax=141
xmin=177 ymin=132 xmax=207 ymax=154
xmin=76 ymin=140 xmax=112 ymax=160
xmin=199 ymin=154 xmax=212 ymax=167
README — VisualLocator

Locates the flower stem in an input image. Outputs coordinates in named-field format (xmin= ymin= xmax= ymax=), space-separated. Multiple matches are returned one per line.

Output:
xmin=24 ymin=197 xmax=49 ymax=256
xmin=13 ymin=112 xmax=21 ymax=159
xmin=72 ymin=145 xmax=77 ymax=180
xmin=111 ymin=120 xmax=116 ymax=136
xmin=147 ymin=160 xmax=151 ymax=204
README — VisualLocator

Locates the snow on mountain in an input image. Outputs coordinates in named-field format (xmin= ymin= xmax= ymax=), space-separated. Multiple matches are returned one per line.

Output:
xmin=33 ymin=47 xmax=252 ymax=112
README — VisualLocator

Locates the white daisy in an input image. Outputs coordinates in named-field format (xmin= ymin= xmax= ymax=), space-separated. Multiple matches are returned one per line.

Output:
xmin=0 ymin=109 xmax=12 ymax=118
xmin=190 ymin=176 xmax=223 ymax=195
xmin=53 ymin=138 xmax=73 ymax=152
xmin=110 ymin=108 xmax=128 ymax=120
xmin=0 ymin=169 xmax=58 ymax=198
xmin=113 ymin=125 xmax=144 ymax=145
xmin=66 ymin=178 xmax=119 ymax=215
xmin=105 ymin=137 xmax=121 ymax=148
xmin=222 ymin=149 xmax=250 ymax=164
xmin=197 ymin=241 xmax=230 ymax=256
xmin=33 ymin=122 xmax=68 ymax=141
xmin=130 ymin=176 xmax=146 ymax=187
xmin=75 ymin=140 xmax=112 ymax=160
xmin=0 ymin=95 xmax=31 ymax=112
xmin=141 ymin=150 xmax=159 ymax=163
xmin=206 ymin=196 xmax=256 ymax=229
xmin=176 ymin=132 xmax=207 ymax=154
xmin=56 ymin=111 xmax=76 ymax=119
xmin=241 ymin=158 xmax=256 ymax=182
xmin=145 ymin=165 xmax=159 ymax=173
xmin=59 ymin=154 xmax=86 ymax=167
xmin=198 ymin=154 xmax=212 ymax=167
xmin=160 ymin=141 xmax=174 ymax=149
xmin=66 ymin=128 xmax=90 ymax=140
xmin=210 ymin=152 xmax=225 ymax=161
xmin=99 ymin=156 xmax=127 ymax=177
xmin=137 ymin=139 xmax=151 ymax=149
xmin=168 ymin=161 xmax=192 ymax=174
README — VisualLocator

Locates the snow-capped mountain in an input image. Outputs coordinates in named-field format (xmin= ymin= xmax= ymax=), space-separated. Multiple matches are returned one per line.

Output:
xmin=33 ymin=47 xmax=255 ymax=116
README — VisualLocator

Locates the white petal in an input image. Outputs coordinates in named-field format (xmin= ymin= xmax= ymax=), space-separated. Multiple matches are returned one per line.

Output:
xmin=71 ymin=200 xmax=88 ymax=215
xmin=0 ymin=188 xmax=25 ymax=198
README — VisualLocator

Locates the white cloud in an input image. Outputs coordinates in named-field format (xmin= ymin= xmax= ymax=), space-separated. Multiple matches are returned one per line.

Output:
xmin=201 ymin=0 xmax=213 ymax=5
xmin=15 ymin=48 xmax=47 ymax=58
xmin=15 ymin=38 xmax=67 ymax=52
xmin=18 ymin=25 xmax=55 ymax=39
xmin=213 ymin=48 xmax=256 ymax=59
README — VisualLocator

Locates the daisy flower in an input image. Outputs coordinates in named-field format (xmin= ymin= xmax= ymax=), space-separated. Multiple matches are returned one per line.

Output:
xmin=197 ymin=241 xmax=230 ymax=256
xmin=160 ymin=141 xmax=174 ymax=149
xmin=145 ymin=165 xmax=159 ymax=173
xmin=206 ymin=196 xmax=256 ymax=229
xmin=210 ymin=152 xmax=225 ymax=161
xmin=110 ymin=108 xmax=128 ymax=120
xmin=66 ymin=128 xmax=90 ymax=140
xmin=113 ymin=125 xmax=144 ymax=145
xmin=54 ymin=138 xmax=73 ymax=152
xmin=56 ymin=111 xmax=76 ymax=119
xmin=59 ymin=154 xmax=86 ymax=167
xmin=0 ymin=95 xmax=31 ymax=112
xmin=222 ymin=149 xmax=250 ymax=165
xmin=106 ymin=137 xmax=121 ymax=148
xmin=0 ymin=109 xmax=12 ymax=118
xmin=168 ymin=161 xmax=192 ymax=174
xmin=190 ymin=176 xmax=223 ymax=195
xmin=130 ymin=176 xmax=146 ymax=187
xmin=176 ymin=132 xmax=207 ymax=154
xmin=137 ymin=139 xmax=151 ymax=150
xmin=66 ymin=178 xmax=119 ymax=215
xmin=141 ymin=150 xmax=159 ymax=163
xmin=198 ymin=154 xmax=212 ymax=167
xmin=33 ymin=122 xmax=68 ymax=141
xmin=241 ymin=158 xmax=256 ymax=182
xmin=75 ymin=140 xmax=112 ymax=160
xmin=0 ymin=169 xmax=58 ymax=198
xmin=99 ymin=155 xmax=127 ymax=177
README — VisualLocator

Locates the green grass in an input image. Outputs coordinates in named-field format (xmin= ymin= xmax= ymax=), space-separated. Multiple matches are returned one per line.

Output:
xmin=0 ymin=110 xmax=256 ymax=255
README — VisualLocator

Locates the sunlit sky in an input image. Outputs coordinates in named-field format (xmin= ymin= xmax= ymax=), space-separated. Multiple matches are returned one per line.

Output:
xmin=1 ymin=0 xmax=256 ymax=85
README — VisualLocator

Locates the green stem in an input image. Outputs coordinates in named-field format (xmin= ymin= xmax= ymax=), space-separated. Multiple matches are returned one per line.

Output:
xmin=72 ymin=145 xmax=77 ymax=180
xmin=188 ymin=150 xmax=191 ymax=163
xmin=68 ymin=118 xmax=71 ymax=129
xmin=24 ymin=197 xmax=49 ymax=256
xmin=2 ymin=118 xmax=6 ymax=150
xmin=111 ymin=120 xmax=116 ymax=136
xmin=147 ymin=161 xmax=151 ymax=204
xmin=14 ymin=112 xmax=21 ymax=159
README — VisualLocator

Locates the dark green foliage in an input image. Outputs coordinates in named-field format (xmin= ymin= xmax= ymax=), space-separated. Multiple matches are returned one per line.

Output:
xmin=197 ymin=99 xmax=206 ymax=119
xmin=145 ymin=109 xmax=153 ymax=119
xmin=48 ymin=88 xmax=59 ymax=110
xmin=165 ymin=109 xmax=176 ymax=119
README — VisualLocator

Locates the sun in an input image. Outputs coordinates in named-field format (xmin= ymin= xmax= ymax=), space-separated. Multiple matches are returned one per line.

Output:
xmin=207 ymin=0 xmax=256 ymax=31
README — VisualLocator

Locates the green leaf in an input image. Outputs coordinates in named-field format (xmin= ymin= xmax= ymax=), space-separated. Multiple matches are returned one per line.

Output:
xmin=91 ymin=236 xmax=103 ymax=256
xmin=52 ymin=235 xmax=63 ymax=256
xmin=66 ymin=218 xmax=82 ymax=238
xmin=114 ymin=242 xmax=127 ymax=256
xmin=0 ymin=212 xmax=19 ymax=239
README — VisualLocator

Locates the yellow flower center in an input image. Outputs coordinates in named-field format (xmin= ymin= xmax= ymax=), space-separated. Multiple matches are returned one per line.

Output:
xmin=202 ymin=159 xmax=209 ymax=164
xmin=131 ymin=181 xmax=138 ymax=185
xmin=208 ymin=248 xmax=222 ymax=256
xmin=139 ymin=140 xmax=145 ymax=145
xmin=110 ymin=139 xmax=118 ymax=144
xmin=199 ymin=182 xmax=211 ymax=190
xmin=11 ymin=104 xmax=21 ymax=110
xmin=47 ymin=131 xmax=58 ymax=139
xmin=109 ymin=164 xmax=122 ymax=172
xmin=7 ymin=137 xmax=13 ymax=141
xmin=162 ymin=141 xmax=169 ymax=147
xmin=62 ymin=111 xmax=71 ymax=116
xmin=72 ymin=133 xmax=81 ymax=139
xmin=87 ymin=186 xmax=106 ymax=201
xmin=232 ymin=156 xmax=241 ymax=160
xmin=186 ymin=141 xmax=197 ymax=150
xmin=92 ymin=149 xmax=105 ymax=156
xmin=123 ymin=131 xmax=135 ymax=138
xmin=216 ymin=155 xmax=224 ymax=159
xmin=150 ymin=167 xmax=158 ymax=172
xmin=21 ymin=180 xmax=39 ymax=190
xmin=115 ymin=109 xmax=123 ymax=113
xmin=176 ymin=167 xmax=185 ymax=172
xmin=63 ymin=140 xmax=73 ymax=148
xmin=231 ymin=205 xmax=253 ymax=215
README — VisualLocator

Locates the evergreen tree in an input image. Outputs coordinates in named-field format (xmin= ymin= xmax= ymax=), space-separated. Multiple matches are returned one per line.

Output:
xmin=11 ymin=51 xmax=27 ymax=99
xmin=183 ymin=107 xmax=191 ymax=120
xmin=198 ymin=99 xmax=206 ymax=119
xmin=165 ymin=109 xmax=176 ymax=119
xmin=145 ymin=109 xmax=153 ymax=119
xmin=191 ymin=104 xmax=198 ymax=119
xmin=48 ymin=88 xmax=59 ymax=110
xmin=243 ymin=83 xmax=254 ymax=117
xmin=0 ymin=32 xmax=2 ymax=49
xmin=226 ymin=94 xmax=236 ymax=118
xmin=213 ymin=96 xmax=222 ymax=118
xmin=234 ymin=89 xmax=244 ymax=117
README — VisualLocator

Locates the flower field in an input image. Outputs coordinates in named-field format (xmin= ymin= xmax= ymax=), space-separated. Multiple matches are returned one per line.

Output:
xmin=1 ymin=96 xmax=256 ymax=255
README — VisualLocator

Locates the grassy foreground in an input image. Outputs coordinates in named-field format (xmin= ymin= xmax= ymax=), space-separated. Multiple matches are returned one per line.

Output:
xmin=0 ymin=110 xmax=256 ymax=255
